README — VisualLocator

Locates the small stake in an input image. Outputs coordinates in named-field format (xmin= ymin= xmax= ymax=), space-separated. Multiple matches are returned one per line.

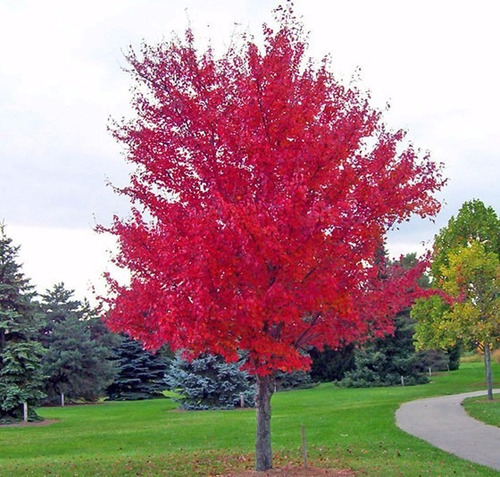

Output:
xmin=401 ymin=375 xmax=405 ymax=387
xmin=240 ymin=392 xmax=244 ymax=408
xmin=23 ymin=402 xmax=28 ymax=422
xmin=301 ymin=424 xmax=308 ymax=468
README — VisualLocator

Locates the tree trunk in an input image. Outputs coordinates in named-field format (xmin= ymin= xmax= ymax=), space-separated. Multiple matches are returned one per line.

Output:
xmin=255 ymin=374 xmax=274 ymax=471
xmin=484 ymin=343 xmax=493 ymax=400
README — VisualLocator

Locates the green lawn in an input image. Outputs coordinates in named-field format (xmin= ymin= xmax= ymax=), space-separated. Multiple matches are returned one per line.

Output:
xmin=0 ymin=362 xmax=499 ymax=476
xmin=463 ymin=394 xmax=500 ymax=428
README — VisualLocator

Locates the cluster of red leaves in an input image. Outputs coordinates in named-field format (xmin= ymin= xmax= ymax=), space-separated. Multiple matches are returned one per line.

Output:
xmin=101 ymin=10 xmax=444 ymax=375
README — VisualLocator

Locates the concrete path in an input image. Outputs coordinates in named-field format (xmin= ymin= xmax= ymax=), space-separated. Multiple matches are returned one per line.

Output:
xmin=396 ymin=389 xmax=500 ymax=471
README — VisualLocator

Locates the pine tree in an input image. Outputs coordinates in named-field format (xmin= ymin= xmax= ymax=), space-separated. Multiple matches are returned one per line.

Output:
xmin=107 ymin=335 xmax=169 ymax=400
xmin=340 ymin=312 xmax=430 ymax=387
xmin=38 ymin=283 xmax=82 ymax=345
xmin=39 ymin=283 xmax=116 ymax=404
xmin=0 ymin=225 xmax=45 ymax=422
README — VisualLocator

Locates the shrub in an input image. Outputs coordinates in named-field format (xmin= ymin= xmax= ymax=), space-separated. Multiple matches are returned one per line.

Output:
xmin=414 ymin=349 xmax=450 ymax=373
xmin=275 ymin=370 xmax=315 ymax=391
xmin=164 ymin=354 xmax=255 ymax=410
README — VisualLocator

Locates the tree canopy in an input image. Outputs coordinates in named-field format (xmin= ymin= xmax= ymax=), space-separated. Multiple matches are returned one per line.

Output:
xmin=101 ymin=6 xmax=444 ymax=470
xmin=431 ymin=199 xmax=500 ymax=280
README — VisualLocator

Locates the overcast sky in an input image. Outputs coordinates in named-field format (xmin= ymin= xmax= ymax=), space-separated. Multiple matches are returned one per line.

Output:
xmin=1 ymin=0 xmax=499 ymax=302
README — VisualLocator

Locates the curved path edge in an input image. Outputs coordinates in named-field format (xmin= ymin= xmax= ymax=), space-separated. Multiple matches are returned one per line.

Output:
xmin=396 ymin=389 xmax=500 ymax=471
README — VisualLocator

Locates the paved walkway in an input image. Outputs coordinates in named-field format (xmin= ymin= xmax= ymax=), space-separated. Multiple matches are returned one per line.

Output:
xmin=396 ymin=389 xmax=500 ymax=471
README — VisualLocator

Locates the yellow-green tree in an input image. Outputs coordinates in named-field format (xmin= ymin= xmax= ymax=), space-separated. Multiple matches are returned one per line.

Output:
xmin=432 ymin=199 xmax=500 ymax=279
xmin=413 ymin=240 xmax=500 ymax=399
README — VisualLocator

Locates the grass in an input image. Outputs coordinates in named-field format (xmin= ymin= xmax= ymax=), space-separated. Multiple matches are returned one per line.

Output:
xmin=463 ymin=394 xmax=500 ymax=428
xmin=0 ymin=362 xmax=499 ymax=476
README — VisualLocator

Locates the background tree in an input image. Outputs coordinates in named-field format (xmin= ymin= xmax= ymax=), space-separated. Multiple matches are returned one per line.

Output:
xmin=341 ymin=252 xmax=452 ymax=388
xmin=274 ymin=369 xmax=313 ymax=391
xmin=38 ymin=282 xmax=82 ymax=342
xmin=340 ymin=312 xmax=431 ymax=387
xmin=414 ymin=347 xmax=459 ymax=373
xmin=414 ymin=241 xmax=500 ymax=399
xmin=0 ymin=225 xmax=45 ymax=422
xmin=309 ymin=344 xmax=355 ymax=382
xmin=413 ymin=199 xmax=500 ymax=400
xmin=107 ymin=335 xmax=169 ymax=401
xmin=431 ymin=199 xmax=500 ymax=280
xmin=101 ymin=6 xmax=444 ymax=470
xmin=165 ymin=353 xmax=255 ymax=410
xmin=39 ymin=283 xmax=115 ymax=405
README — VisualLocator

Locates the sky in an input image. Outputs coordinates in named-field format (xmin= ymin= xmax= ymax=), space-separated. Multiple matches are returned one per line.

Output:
xmin=1 ymin=0 xmax=499 ymax=302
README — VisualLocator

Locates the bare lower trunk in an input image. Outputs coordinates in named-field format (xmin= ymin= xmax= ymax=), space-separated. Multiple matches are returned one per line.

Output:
xmin=255 ymin=374 xmax=274 ymax=471
xmin=484 ymin=343 xmax=493 ymax=400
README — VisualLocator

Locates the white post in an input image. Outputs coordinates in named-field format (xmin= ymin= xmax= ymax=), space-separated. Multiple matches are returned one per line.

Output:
xmin=61 ymin=392 xmax=65 ymax=407
xmin=240 ymin=392 xmax=244 ymax=408
xmin=23 ymin=402 xmax=28 ymax=422
xmin=400 ymin=375 xmax=405 ymax=387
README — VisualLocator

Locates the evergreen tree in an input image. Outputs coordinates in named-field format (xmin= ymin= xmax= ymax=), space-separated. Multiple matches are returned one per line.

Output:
xmin=414 ymin=348 xmax=454 ymax=374
xmin=107 ymin=335 xmax=169 ymax=400
xmin=39 ymin=283 xmax=115 ymax=404
xmin=339 ymin=252 xmax=449 ymax=388
xmin=165 ymin=353 xmax=255 ymax=410
xmin=309 ymin=343 xmax=356 ymax=382
xmin=38 ymin=283 xmax=81 ymax=347
xmin=275 ymin=370 xmax=314 ymax=391
xmin=340 ymin=312 xmax=430 ymax=387
xmin=0 ymin=225 xmax=45 ymax=422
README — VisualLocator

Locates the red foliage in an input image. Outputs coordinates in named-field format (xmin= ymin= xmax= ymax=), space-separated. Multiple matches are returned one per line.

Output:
xmin=101 ymin=10 xmax=444 ymax=376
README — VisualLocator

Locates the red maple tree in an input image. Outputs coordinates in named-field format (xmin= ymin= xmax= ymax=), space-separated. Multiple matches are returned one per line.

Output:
xmin=101 ymin=6 xmax=444 ymax=471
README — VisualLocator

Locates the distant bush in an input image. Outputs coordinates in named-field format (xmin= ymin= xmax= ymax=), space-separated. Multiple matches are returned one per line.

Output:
xmin=340 ymin=373 xmax=428 ymax=388
xmin=275 ymin=370 xmax=316 ymax=391
xmin=414 ymin=349 xmax=450 ymax=374
xmin=447 ymin=344 xmax=461 ymax=370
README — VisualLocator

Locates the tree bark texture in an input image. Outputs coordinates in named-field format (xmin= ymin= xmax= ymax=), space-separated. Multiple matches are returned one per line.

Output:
xmin=484 ymin=343 xmax=493 ymax=400
xmin=255 ymin=374 xmax=274 ymax=471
